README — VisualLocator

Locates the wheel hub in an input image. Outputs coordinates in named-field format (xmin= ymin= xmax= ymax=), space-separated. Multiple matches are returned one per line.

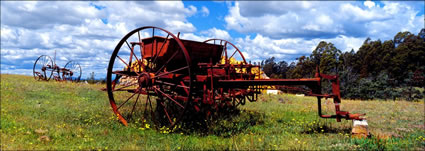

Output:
xmin=138 ymin=73 xmax=152 ymax=88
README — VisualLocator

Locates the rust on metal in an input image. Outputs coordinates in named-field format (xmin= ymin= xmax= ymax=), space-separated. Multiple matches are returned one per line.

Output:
xmin=105 ymin=26 xmax=366 ymax=130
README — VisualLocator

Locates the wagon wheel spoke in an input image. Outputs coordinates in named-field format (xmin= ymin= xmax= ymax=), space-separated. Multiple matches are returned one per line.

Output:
xmin=147 ymin=92 xmax=158 ymax=128
xmin=115 ymin=55 xmax=141 ymax=77
xmin=146 ymin=28 xmax=155 ymax=70
xmin=112 ymin=82 xmax=138 ymax=92
xmin=155 ymin=80 xmax=190 ymax=89
xmin=141 ymin=90 xmax=150 ymax=123
xmin=117 ymin=90 xmax=138 ymax=110
xmin=154 ymin=66 xmax=189 ymax=78
xmin=154 ymin=50 xmax=179 ymax=75
xmin=127 ymin=93 xmax=141 ymax=120
xmin=116 ymin=55 xmax=130 ymax=67
xmin=152 ymin=84 xmax=188 ymax=128
xmin=224 ymin=41 xmax=228 ymax=63
xmin=138 ymin=89 xmax=155 ymax=127
xmin=180 ymin=81 xmax=190 ymax=95
xmin=125 ymin=41 xmax=132 ymax=54
xmin=160 ymin=102 xmax=174 ymax=125
xmin=126 ymin=40 xmax=141 ymax=65
xmin=154 ymin=80 xmax=190 ymax=96
xmin=229 ymin=50 xmax=238 ymax=59
xmin=152 ymin=34 xmax=170 ymax=64
xmin=153 ymin=87 xmax=184 ymax=109
xmin=138 ymin=31 xmax=145 ymax=67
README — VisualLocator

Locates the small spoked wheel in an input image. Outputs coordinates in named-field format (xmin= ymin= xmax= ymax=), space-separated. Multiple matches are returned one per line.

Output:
xmin=33 ymin=55 xmax=54 ymax=81
xmin=107 ymin=26 xmax=193 ymax=130
xmin=203 ymin=39 xmax=249 ymax=110
xmin=63 ymin=61 xmax=82 ymax=82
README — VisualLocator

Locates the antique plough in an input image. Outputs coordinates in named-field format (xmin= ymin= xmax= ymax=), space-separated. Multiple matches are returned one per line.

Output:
xmin=106 ymin=26 xmax=365 ymax=129
xmin=33 ymin=55 xmax=82 ymax=82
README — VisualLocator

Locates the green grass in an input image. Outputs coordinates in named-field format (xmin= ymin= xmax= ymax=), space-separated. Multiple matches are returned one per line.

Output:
xmin=1 ymin=74 xmax=424 ymax=150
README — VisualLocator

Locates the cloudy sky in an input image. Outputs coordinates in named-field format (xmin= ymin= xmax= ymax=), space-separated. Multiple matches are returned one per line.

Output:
xmin=1 ymin=1 xmax=424 ymax=79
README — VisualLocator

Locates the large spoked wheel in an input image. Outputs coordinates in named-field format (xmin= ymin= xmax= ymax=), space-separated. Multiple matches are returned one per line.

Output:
xmin=63 ymin=61 xmax=82 ymax=82
xmin=203 ymin=39 xmax=247 ymax=65
xmin=107 ymin=26 xmax=193 ymax=130
xmin=33 ymin=55 xmax=54 ymax=81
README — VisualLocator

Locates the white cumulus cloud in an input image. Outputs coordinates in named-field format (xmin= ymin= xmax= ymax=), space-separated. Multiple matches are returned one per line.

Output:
xmin=221 ymin=1 xmax=423 ymax=62
xmin=1 ymin=1 xmax=200 ymax=79
xmin=225 ymin=1 xmax=423 ymax=40
xmin=201 ymin=6 xmax=210 ymax=17
xmin=364 ymin=0 xmax=375 ymax=8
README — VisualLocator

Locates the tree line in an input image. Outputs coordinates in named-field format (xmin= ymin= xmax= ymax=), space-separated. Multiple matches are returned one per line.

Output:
xmin=260 ymin=29 xmax=425 ymax=101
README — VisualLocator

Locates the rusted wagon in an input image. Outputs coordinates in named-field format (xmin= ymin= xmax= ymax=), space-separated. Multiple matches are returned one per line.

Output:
xmin=33 ymin=55 xmax=81 ymax=82
xmin=106 ymin=26 xmax=364 ymax=129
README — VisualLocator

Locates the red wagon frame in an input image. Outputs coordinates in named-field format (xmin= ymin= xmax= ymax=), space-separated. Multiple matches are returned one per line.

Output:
xmin=106 ymin=26 xmax=365 ymax=129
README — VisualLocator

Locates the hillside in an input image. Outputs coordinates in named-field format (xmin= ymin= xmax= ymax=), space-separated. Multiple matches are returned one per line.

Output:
xmin=1 ymin=74 xmax=424 ymax=150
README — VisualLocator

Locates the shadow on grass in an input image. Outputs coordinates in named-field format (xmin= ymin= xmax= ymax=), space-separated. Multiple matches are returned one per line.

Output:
xmin=177 ymin=108 xmax=265 ymax=137
xmin=301 ymin=122 xmax=352 ymax=134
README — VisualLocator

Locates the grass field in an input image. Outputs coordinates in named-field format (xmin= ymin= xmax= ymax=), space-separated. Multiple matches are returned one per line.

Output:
xmin=1 ymin=74 xmax=424 ymax=150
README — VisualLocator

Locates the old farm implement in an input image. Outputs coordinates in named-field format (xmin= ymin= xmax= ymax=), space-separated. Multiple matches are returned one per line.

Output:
xmin=106 ymin=26 xmax=365 ymax=129
xmin=33 ymin=55 xmax=82 ymax=82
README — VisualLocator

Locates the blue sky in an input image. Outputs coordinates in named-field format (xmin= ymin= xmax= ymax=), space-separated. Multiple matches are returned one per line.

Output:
xmin=1 ymin=1 xmax=424 ymax=79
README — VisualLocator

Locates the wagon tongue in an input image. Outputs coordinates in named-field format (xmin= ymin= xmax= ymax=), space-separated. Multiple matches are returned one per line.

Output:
xmin=337 ymin=111 xmax=366 ymax=121
xmin=347 ymin=113 xmax=366 ymax=120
